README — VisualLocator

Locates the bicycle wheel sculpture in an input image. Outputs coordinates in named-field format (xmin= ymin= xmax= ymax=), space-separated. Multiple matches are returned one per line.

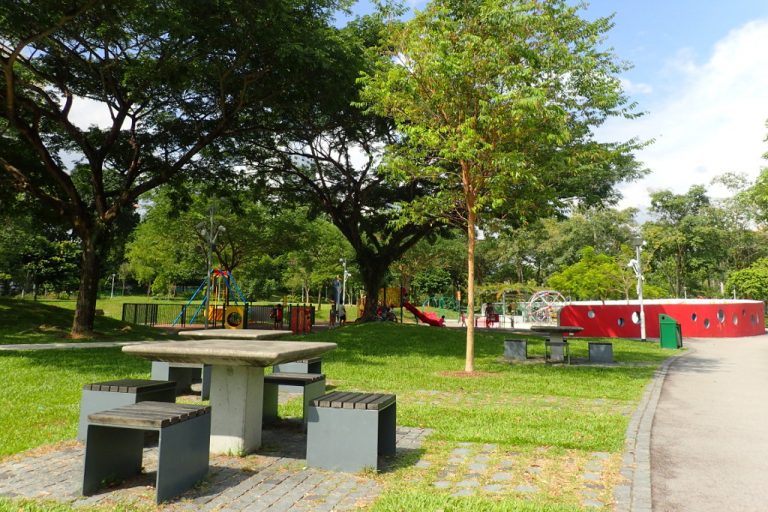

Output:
xmin=526 ymin=290 xmax=567 ymax=323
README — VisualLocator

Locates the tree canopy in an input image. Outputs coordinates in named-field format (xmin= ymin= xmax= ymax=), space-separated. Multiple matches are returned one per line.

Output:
xmin=0 ymin=0 xmax=346 ymax=334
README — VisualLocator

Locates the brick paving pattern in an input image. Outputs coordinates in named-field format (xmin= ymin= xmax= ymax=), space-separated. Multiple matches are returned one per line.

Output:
xmin=0 ymin=425 xmax=432 ymax=511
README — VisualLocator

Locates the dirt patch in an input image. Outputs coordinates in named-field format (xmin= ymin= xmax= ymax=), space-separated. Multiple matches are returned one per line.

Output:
xmin=437 ymin=370 xmax=498 ymax=378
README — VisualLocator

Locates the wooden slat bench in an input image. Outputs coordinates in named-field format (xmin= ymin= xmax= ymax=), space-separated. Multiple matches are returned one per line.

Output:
xmin=78 ymin=379 xmax=177 ymax=442
xmin=272 ymin=357 xmax=322 ymax=392
xmin=151 ymin=361 xmax=212 ymax=399
xmin=82 ymin=401 xmax=211 ymax=504
xmin=263 ymin=372 xmax=326 ymax=426
xmin=306 ymin=391 xmax=396 ymax=472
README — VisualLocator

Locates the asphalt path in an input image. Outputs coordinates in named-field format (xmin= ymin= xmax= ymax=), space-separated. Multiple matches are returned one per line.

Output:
xmin=651 ymin=335 xmax=768 ymax=511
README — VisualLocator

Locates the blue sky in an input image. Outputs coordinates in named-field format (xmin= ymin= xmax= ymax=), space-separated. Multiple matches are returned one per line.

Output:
xmin=348 ymin=0 xmax=768 ymax=210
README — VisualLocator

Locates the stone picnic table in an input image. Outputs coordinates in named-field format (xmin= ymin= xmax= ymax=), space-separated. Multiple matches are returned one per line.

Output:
xmin=530 ymin=325 xmax=584 ymax=362
xmin=123 ymin=338 xmax=336 ymax=455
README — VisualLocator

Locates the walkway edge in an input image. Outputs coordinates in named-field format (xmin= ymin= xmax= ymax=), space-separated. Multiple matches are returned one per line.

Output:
xmin=614 ymin=352 xmax=686 ymax=512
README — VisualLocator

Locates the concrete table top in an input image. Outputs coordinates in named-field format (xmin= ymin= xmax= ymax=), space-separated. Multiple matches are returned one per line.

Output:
xmin=530 ymin=325 xmax=584 ymax=335
xmin=122 ymin=339 xmax=337 ymax=367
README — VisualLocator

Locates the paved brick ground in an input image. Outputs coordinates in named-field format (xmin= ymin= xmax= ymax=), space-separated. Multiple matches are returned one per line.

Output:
xmin=0 ymin=424 xmax=432 ymax=511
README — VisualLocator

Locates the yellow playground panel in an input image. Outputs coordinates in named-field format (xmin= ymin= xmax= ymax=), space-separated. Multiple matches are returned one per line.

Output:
xmin=357 ymin=287 xmax=402 ymax=317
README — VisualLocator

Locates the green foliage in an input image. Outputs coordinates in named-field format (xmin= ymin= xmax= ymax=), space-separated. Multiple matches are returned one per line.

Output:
xmin=0 ymin=0 xmax=349 ymax=332
xmin=361 ymin=0 xmax=645 ymax=228
xmin=360 ymin=0 xmax=645 ymax=369
xmin=411 ymin=266 xmax=453 ymax=299
xmin=547 ymin=246 xmax=630 ymax=300
xmin=646 ymin=186 xmax=728 ymax=297
xmin=726 ymin=258 xmax=768 ymax=301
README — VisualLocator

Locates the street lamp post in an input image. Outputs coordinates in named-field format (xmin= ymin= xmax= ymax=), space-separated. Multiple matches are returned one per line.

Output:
xmin=630 ymin=235 xmax=646 ymax=342
xmin=339 ymin=258 xmax=348 ymax=305
xmin=199 ymin=206 xmax=226 ymax=329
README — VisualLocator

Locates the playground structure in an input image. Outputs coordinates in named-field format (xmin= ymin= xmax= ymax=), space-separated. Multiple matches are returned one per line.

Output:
xmin=524 ymin=290 xmax=568 ymax=324
xmin=173 ymin=269 xmax=248 ymax=329
xmin=356 ymin=287 xmax=446 ymax=326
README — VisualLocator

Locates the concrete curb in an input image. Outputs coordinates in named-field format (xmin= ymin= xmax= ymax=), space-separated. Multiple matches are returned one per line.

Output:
xmin=614 ymin=351 xmax=687 ymax=512
xmin=0 ymin=341 xmax=144 ymax=351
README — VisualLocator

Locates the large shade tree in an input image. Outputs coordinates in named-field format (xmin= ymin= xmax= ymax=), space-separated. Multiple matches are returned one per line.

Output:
xmin=243 ymin=16 xmax=446 ymax=320
xmin=361 ymin=0 xmax=646 ymax=371
xmin=0 ymin=0 xmax=344 ymax=335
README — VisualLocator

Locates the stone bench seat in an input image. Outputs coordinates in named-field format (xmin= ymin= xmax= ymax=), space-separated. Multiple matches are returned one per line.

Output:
xmin=83 ymin=401 xmax=211 ymax=503
xmin=78 ymin=379 xmax=177 ymax=442
xmin=263 ymin=372 xmax=326 ymax=426
xmin=151 ymin=361 xmax=212 ymax=399
xmin=306 ymin=391 xmax=396 ymax=472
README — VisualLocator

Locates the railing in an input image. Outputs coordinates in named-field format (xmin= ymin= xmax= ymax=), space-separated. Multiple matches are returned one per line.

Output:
xmin=121 ymin=303 xmax=208 ymax=328
xmin=122 ymin=303 xmax=315 ymax=330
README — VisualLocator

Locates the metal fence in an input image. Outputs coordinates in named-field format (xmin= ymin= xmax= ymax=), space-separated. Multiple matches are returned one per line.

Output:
xmin=121 ymin=303 xmax=208 ymax=328
xmin=122 ymin=303 xmax=315 ymax=330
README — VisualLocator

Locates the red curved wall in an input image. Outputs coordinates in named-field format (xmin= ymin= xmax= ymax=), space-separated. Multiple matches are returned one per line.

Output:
xmin=559 ymin=301 xmax=765 ymax=338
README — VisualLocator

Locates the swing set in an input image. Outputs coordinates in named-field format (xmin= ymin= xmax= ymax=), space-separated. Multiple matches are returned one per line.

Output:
xmin=172 ymin=269 xmax=249 ymax=328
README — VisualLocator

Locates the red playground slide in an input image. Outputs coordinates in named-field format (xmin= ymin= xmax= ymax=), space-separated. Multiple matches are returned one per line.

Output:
xmin=403 ymin=301 xmax=444 ymax=327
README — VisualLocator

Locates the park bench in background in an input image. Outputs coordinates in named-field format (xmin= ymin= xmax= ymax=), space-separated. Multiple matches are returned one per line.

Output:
xmin=273 ymin=357 xmax=322 ymax=374
xmin=151 ymin=361 xmax=212 ymax=399
xmin=503 ymin=339 xmax=528 ymax=361
xmin=272 ymin=357 xmax=322 ymax=392
xmin=306 ymin=391 xmax=396 ymax=472
xmin=78 ymin=379 xmax=176 ymax=442
xmin=588 ymin=341 xmax=614 ymax=363
xmin=82 ymin=401 xmax=210 ymax=504
xmin=263 ymin=372 xmax=326 ymax=426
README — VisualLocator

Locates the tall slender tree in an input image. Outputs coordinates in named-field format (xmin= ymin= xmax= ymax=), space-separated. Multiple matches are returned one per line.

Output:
xmin=361 ymin=0 xmax=646 ymax=371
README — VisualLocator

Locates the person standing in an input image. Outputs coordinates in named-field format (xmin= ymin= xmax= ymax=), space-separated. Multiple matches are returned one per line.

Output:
xmin=330 ymin=302 xmax=337 ymax=328
xmin=338 ymin=303 xmax=347 ymax=325
xmin=485 ymin=302 xmax=495 ymax=328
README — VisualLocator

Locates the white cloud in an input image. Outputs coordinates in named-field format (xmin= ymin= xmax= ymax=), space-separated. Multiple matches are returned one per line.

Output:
xmin=607 ymin=19 xmax=768 ymax=210
xmin=620 ymin=77 xmax=653 ymax=95
xmin=67 ymin=96 xmax=115 ymax=130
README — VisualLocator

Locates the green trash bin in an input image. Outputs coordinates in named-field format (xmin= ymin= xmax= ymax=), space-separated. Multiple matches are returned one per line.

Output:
xmin=659 ymin=314 xmax=683 ymax=349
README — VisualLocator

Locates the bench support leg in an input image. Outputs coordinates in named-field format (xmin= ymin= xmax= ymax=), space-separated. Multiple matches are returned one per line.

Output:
xmin=156 ymin=415 xmax=211 ymax=503
xmin=378 ymin=402 xmax=397 ymax=456
xmin=82 ymin=426 xmax=143 ymax=496
xmin=209 ymin=365 xmax=264 ymax=454
xmin=262 ymin=382 xmax=279 ymax=423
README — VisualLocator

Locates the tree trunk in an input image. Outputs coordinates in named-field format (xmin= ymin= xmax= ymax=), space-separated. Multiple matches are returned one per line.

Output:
xmin=71 ymin=234 xmax=101 ymax=337
xmin=359 ymin=259 xmax=388 ymax=321
xmin=465 ymin=207 xmax=477 ymax=373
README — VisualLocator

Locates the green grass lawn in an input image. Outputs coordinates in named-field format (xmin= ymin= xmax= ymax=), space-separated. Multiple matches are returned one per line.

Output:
xmin=0 ymin=301 xmax=679 ymax=511
xmin=0 ymin=298 xmax=179 ymax=344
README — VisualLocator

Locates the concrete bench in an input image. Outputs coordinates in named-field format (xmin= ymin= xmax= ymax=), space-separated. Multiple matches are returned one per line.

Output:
xmin=589 ymin=342 xmax=614 ymax=363
xmin=306 ymin=391 xmax=396 ymax=472
xmin=273 ymin=357 xmax=322 ymax=374
xmin=151 ymin=362 xmax=212 ymax=399
xmin=78 ymin=379 xmax=177 ymax=442
xmin=503 ymin=339 xmax=528 ymax=361
xmin=272 ymin=358 xmax=321 ymax=392
xmin=263 ymin=372 xmax=326 ymax=426
xmin=82 ymin=401 xmax=211 ymax=503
